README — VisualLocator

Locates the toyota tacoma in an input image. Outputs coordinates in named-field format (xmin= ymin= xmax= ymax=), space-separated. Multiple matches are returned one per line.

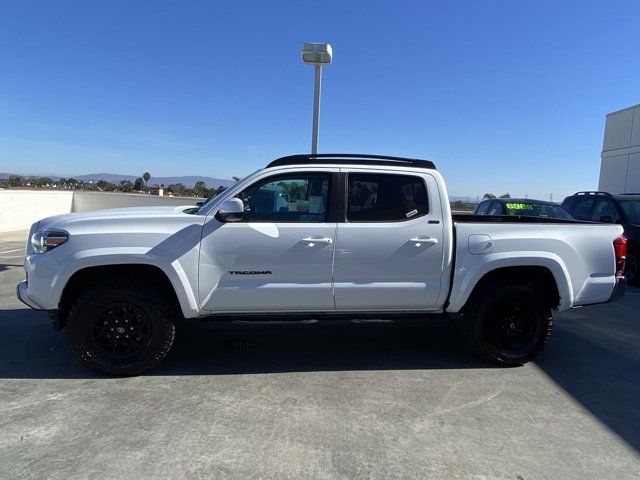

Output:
xmin=17 ymin=154 xmax=627 ymax=375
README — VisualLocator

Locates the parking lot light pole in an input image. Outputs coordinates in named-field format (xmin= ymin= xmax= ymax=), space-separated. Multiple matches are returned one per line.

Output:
xmin=301 ymin=43 xmax=332 ymax=154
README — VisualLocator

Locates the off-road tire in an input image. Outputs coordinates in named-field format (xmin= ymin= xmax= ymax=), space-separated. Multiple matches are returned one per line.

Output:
xmin=458 ymin=282 xmax=553 ymax=366
xmin=67 ymin=279 xmax=177 ymax=376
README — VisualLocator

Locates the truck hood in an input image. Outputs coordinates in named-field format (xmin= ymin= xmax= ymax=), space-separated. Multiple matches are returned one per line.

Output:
xmin=36 ymin=205 xmax=198 ymax=231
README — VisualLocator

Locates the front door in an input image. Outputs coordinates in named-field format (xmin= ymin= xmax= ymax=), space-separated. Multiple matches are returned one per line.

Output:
xmin=333 ymin=170 xmax=446 ymax=310
xmin=199 ymin=171 xmax=337 ymax=313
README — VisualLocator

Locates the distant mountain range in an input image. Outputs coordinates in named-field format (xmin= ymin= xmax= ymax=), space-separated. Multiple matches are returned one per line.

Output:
xmin=0 ymin=172 xmax=234 ymax=189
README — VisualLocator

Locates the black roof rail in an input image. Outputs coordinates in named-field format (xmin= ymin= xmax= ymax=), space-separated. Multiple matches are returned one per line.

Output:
xmin=620 ymin=192 xmax=640 ymax=195
xmin=266 ymin=153 xmax=436 ymax=170
xmin=573 ymin=191 xmax=612 ymax=196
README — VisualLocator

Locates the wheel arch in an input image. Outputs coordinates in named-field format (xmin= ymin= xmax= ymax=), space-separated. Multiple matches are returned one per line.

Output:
xmin=446 ymin=257 xmax=571 ymax=313
xmin=57 ymin=263 xmax=195 ymax=328
xmin=462 ymin=266 xmax=561 ymax=311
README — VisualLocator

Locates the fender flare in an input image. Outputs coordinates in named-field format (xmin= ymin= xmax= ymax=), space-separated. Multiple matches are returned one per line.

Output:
xmin=445 ymin=252 xmax=573 ymax=313
xmin=50 ymin=248 xmax=201 ymax=318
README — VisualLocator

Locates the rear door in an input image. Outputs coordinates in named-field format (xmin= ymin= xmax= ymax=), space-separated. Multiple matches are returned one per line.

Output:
xmin=333 ymin=169 xmax=446 ymax=310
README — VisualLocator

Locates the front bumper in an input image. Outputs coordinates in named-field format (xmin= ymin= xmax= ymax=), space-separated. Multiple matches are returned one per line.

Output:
xmin=607 ymin=276 xmax=627 ymax=303
xmin=16 ymin=280 xmax=43 ymax=310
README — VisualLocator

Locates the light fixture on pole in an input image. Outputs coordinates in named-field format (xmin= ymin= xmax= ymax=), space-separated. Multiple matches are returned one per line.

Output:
xmin=301 ymin=42 xmax=332 ymax=154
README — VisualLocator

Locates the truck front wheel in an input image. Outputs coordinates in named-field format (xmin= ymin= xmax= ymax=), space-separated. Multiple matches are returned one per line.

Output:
xmin=66 ymin=280 xmax=177 ymax=376
xmin=460 ymin=283 xmax=553 ymax=366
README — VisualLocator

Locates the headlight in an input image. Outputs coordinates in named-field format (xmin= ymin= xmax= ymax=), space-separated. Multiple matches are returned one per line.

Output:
xmin=31 ymin=231 xmax=69 ymax=254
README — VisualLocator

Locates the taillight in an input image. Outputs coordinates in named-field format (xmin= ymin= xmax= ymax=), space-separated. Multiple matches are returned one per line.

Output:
xmin=613 ymin=236 xmax=627 ymax=276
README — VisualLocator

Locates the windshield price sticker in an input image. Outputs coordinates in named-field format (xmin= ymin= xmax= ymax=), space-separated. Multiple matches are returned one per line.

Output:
xmin=506 ymin=203 xmax=534 ymax=211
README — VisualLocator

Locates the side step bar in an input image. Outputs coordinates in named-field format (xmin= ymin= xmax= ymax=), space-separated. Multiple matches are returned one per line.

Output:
xmin=193 ymin=314 xmax=449 ymax=330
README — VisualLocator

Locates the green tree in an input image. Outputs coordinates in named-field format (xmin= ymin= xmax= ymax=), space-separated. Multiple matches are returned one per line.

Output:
xmin=8 ymin=176 xmax=22 ymax=187
xmin=96 ymin=179 xmax=109 ymax=190
xmin=36 ymin=177 xmax=53 ymax=188
xmin=168 ymin=183 xmax=186 ymax=196
xmin=499 ymin=193 xmax=511 ymax=198
xmin=143 ymin=172 xmax=151 ymax=187
xmin=193 ymin=181 xmax=208 ymax=198
xmin=483 ymin=193 xmax=496 ymax=199
xmin=134 ymin=177 xmax=144 ymax=191
xmin=120 ymin=180 xmax=133 ymax=192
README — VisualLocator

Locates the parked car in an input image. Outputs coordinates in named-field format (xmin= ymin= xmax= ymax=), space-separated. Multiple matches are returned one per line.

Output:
xmin=17 ymin=154 xmax=627 ymax=375
xmin=475 ymin=198 xmax=575 ymax=220
xmin=562 ymin=191 xmax=640 ymax=284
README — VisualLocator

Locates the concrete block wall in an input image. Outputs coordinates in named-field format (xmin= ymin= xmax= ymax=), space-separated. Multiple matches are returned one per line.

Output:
xmin=0 ymin=190 xmax=204 ymax=232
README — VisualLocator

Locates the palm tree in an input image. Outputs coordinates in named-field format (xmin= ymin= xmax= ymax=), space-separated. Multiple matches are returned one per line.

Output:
xmin=143 ymin=172 xmax=151 ymax=187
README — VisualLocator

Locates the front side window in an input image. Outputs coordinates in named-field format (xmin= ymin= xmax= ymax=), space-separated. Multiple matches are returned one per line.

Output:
xmin=347 ymin=173 xmax=428 ymax=222
xmin=236 ymin=173 xmax=330 ymax=222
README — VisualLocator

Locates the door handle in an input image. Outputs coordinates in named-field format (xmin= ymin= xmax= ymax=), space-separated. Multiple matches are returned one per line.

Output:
xmin=409 ymin=236 xmax=438 ymax=247
xmin=302 ymin=237 xmax=333 ymax=246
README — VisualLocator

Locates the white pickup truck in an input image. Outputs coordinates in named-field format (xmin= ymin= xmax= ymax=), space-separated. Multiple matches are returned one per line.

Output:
xmin=17 ymin=154 xmax=627 ymax=375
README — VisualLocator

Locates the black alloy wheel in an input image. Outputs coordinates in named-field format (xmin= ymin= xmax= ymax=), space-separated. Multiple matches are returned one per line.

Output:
xmin=459 ymin=283 xmax=553 ymax=366
xmin=67 ymin=280 xmax=177 ymax=376
xmin=482 ymin=298 xmax=541 ymax=359
xmin=90 ymin=302 xmax=153 ymax=362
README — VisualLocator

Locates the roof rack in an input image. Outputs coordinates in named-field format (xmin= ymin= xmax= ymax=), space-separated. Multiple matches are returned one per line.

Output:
xmin=573 ymin=191 xmax=612 ymax=196
xmin=266 ymin=153 xmax=436 ymax=170
xmin=620 ymin=192 xmax=640 ymax=195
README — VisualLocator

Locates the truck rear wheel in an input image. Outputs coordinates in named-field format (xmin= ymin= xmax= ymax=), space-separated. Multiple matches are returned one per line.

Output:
xmin=460 ymin=283 xmax=552 ymax=366
xmin=66 ymin=280 xmax=177 ymax=376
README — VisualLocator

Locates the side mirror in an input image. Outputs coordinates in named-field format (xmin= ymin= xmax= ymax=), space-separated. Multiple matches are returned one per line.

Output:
xmin=599 ymin=215 xmax=613 ymax=223
xmin=215 ymin=198 xmax=244 ymax=223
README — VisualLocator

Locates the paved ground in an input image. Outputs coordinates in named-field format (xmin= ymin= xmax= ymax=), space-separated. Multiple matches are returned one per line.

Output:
xmin=1 ymin=230 xmax=639 ymax=479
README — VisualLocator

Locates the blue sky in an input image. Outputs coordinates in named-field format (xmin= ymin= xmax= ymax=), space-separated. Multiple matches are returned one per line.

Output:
xmin=1 ymin=0 xmax=639 ymax=198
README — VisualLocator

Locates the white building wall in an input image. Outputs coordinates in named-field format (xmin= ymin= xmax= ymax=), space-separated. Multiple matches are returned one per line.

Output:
xmin=0 ymin=191 xmax=204 ymax=233
xmin=599 ymin=104 xmax=640 ymax=193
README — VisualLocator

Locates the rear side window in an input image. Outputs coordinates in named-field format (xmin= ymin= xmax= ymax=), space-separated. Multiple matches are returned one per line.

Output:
xmin=347 ymin=173 xmax=428 ymax=222
xmin=571 ymin=198 xmax=596 ymax=220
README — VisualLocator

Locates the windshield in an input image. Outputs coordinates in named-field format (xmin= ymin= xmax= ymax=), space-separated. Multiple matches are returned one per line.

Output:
xmin=620 ymin=200 xmax=640 ymax=225
xmin=504 ymin=201 xmax=574 ymax=219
